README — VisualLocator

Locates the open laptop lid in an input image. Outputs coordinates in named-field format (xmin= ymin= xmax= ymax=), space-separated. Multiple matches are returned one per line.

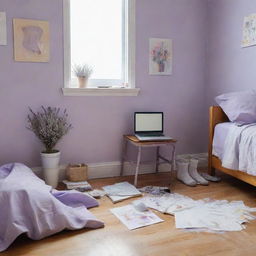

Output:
xmin=134 ymin=112 xmax=164 ymax=134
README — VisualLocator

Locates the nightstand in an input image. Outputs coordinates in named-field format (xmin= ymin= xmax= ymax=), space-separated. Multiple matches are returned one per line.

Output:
xmin=120 ymin=135 xmax=177 ymax=186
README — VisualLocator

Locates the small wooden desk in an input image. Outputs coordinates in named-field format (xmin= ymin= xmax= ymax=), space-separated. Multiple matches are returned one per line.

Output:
xmin=120 ymin=135 xmax=177 ymax=186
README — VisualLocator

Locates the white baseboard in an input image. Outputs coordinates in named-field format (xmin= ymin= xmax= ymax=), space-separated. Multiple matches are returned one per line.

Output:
xmin=32 ymin=161 xmax=171 ymax=181
xmin=32 ymin=153 xmax=208 ymax=182
xmin=177 ymin=152 xmax=208 ymax=168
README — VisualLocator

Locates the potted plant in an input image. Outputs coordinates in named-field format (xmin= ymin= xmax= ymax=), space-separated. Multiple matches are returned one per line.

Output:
xmin=27 ymin=106 xmax=72 ymax=188
xmin=73 ymin=63 xmax=93 ymax=88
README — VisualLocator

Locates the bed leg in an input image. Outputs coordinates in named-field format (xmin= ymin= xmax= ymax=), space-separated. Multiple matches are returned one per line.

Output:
xmin=208 ymin=156 xmax=215 ymax=176
xmin=209 ymin=167 xmax=215 ymax=176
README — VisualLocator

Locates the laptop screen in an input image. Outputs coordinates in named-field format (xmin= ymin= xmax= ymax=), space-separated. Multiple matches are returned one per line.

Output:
xmin=134 ymin=112 xmax=163 ymax=133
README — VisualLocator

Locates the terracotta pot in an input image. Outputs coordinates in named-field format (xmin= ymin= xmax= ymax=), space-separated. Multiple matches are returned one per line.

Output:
xmin=78 ymin=77 xmax=88 ymax=88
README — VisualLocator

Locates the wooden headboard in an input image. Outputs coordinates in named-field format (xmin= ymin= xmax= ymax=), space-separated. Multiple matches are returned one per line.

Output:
xmin=208 ymin=106 xmax=229 ymax=163
xmin=209 ymin=106 xmax=229 ymax=128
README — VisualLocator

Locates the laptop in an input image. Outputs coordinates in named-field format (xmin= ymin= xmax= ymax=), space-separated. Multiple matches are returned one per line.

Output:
xmin=134 ymin=112 xmax=172 ymax=141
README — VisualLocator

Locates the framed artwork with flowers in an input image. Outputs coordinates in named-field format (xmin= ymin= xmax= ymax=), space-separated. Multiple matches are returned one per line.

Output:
xmin=149 ymin=38 xmax=172 ymax=75
xmin=241 ymin=13 xmax=256 ymax=48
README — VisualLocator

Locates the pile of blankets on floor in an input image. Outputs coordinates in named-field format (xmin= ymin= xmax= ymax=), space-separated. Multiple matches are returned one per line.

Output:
xmin=0 ymin=163 xmax=104 ymax=252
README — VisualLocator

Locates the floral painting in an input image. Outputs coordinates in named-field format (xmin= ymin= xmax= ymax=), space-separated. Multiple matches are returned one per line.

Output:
xmin=242 ymin=14 xmax=256 ymax=48
xmin=13 ymin=18 xmax=50 ymax=62
xmin=149 ymin=38 xmax=172 ymax=75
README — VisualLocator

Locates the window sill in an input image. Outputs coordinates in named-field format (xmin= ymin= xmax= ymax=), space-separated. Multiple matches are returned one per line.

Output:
xmin=62 ymin=87 xmax=140 ymax=97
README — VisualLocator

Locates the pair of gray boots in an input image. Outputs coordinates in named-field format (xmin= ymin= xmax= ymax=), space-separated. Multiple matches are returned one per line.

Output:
xmin=177 ymin=159 xmax=208 ymax=186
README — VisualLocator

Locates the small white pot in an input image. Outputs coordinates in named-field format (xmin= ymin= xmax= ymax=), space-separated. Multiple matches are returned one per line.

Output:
xmin=78 ymin=77 xmax=88 ymax=88
xmin=41 ymin=151 xmax=61 ymax=188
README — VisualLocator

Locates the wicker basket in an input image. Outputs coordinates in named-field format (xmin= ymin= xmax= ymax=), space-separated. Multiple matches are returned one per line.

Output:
xmin=66 ymin=164 xmax=88 ymax=182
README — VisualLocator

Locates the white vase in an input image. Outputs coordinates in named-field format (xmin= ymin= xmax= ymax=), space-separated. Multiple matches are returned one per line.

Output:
xmin=41 ymin=151 xmax=61 ymax=188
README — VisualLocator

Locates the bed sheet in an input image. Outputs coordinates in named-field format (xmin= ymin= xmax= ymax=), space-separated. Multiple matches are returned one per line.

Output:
xmin=212 ymin=122 xmax=235 ymax=159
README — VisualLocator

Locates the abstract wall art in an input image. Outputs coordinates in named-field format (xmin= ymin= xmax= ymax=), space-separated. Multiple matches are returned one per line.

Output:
xmin=242 ymin=14 xmax=256 ymax=48
xmin=149 ymin=38 xmax=172 ymax=75
xmin=0 ymin=12 xmax=7 ymax=45
xmin=13 ymin=18 xmax=50 ymax=62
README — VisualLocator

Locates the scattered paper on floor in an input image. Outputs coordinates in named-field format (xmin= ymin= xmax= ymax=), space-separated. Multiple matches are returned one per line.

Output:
xmin=103 ymin=182 xmax=142 ymax=203
xmin=62 ymin=180 xmax=92 ymax=191
xmin=175 ymin=200 xmax=256 ymax=232
xmin=134 ymin=194 xmax=256 ymax=232
xmin=139 ymin=186 xmax=171 ymax=195
xmin=134 ymin=193 xmax=199 ymax=215
xmin=111 ymin=205 xmax=164 ymax=230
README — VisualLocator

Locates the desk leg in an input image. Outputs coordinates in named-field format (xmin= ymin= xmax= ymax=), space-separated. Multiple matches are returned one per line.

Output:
xmin=120 ymin=138 xmax=128 ymax=176
xmin=171 ymin=144 xmax=176 ymax=172
xmin=155 ymin=146 xmax=160 ymax=173
xmin=134 ymin=146 xmax=142 ymax=187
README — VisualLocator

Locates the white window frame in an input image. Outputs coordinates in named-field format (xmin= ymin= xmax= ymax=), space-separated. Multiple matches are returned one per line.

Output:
xmin=62 ymin=0 xmax=139 ymax=96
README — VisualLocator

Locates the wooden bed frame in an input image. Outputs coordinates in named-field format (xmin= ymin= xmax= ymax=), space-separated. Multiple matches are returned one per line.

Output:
xmin=208 ymin=106 xmax=256 ymax=187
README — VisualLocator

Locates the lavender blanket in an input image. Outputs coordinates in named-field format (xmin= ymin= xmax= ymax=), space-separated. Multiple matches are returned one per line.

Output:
xmin=0 ymin=163 xmax=104 ymax=252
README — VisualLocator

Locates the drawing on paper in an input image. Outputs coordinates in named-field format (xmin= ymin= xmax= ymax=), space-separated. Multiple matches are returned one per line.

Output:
xmin=242 ymin=13 xmax=256 ymax=47
xmin=22 ymin=26 xmax=44 ymax=54
xmin=111 ymin=205 xmax=163 ymax=230
xmin=0 ymin=12 xmax=7 ymax=45
xmin=13 ymin=18 xmax=50 ymax=62
xmin=149 ymin=38 xmax=172 ymax=75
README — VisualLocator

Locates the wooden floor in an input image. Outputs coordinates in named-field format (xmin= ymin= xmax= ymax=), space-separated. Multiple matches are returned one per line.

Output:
xmin=2 ymin=171 xmax=256 ymax=256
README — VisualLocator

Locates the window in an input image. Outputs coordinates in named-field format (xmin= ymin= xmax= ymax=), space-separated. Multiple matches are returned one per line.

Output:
xmin=63 ymin=0 xmax=139 ymax=96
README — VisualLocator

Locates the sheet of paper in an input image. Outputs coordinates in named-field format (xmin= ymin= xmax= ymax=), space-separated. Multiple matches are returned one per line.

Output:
xmin=111 ymin=205 xmax=164 ymax=230
xmin=103 ymin=182 xmax=142 ymax=203
xmin=175 ymin=205 xmax=242 ymax=231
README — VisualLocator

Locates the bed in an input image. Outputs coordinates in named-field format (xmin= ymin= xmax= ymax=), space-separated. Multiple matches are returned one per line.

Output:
xmin=208 ymin=106 xmax=256 ymax=186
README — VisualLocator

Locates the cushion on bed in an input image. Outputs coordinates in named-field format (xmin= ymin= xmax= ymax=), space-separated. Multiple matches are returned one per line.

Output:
xmin=215 ymin=90 xmax=256 ymax=125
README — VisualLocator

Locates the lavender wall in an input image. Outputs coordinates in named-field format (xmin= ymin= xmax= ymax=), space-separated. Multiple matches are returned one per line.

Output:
xmin=207 ymin=0 xmax=256 ymax=106
xmin=0 ymin=0 xmax=207 ymax=167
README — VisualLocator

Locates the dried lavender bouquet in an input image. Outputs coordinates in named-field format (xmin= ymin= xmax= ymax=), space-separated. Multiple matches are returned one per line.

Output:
xmin=27 ymin=106 xmax=72 ymax=153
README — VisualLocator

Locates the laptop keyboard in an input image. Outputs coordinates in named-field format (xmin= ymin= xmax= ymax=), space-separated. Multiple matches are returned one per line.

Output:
xmin=135 ymin=135 xmax=173 ymax=141
xmin=137 ymin=133 xmax=164 ymax=137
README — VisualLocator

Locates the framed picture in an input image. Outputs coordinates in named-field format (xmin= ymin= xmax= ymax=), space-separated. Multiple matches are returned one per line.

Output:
xmin=13 ymin=18 xmax=50 ymax=62
xmin=149 ymin=38 xmax=172 ymax=75
xmin=242 ymin=13 xmax=256 ymax=48
xmin=0 ymin=12 xmax=7 ymax=45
